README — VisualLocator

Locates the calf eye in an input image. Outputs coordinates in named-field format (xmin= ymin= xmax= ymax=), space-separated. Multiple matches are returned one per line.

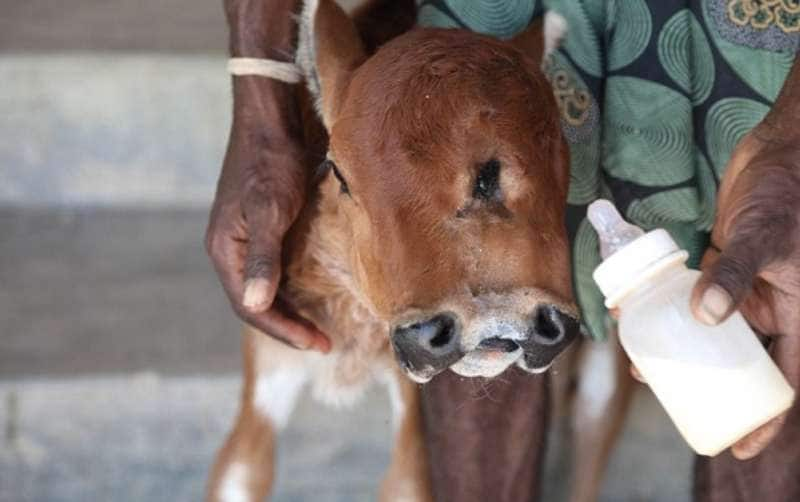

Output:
xmin=473 ymin=159 xmax=501 ymax=201
xmin=321 ymin=159 xmax=350 ymax=196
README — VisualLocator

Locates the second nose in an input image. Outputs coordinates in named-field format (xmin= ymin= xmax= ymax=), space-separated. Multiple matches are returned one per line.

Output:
xmin=391 ymin=313 xmax=463 ymax=376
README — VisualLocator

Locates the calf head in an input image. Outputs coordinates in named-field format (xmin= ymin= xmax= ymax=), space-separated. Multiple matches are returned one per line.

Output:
xmin=298 ymin=0 xmax=577 ymax=382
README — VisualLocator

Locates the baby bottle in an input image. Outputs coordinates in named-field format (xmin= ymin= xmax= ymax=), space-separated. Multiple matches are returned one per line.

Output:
xmin=587 ymin=199 xmax=795 ymax=456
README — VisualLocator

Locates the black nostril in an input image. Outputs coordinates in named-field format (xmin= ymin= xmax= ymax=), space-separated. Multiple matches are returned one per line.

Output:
xmin=391 ymin=313 xmax=463 ymax=375
xmin=531 ymin=305 xmax=566 ymax=344
xmin=393 ymin=313 xmax=461 ymax=355
xmin=520 ymin=305 xmax=580 ymax=372
xmin=428 ymin=315 xmax=456 ymax=348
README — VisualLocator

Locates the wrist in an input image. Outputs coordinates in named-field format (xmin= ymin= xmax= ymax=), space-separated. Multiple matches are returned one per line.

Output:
xmin=225 ymin=0 xmax=299 ymax=60
xmin=231 ymin=70 xmax=303 ymax=142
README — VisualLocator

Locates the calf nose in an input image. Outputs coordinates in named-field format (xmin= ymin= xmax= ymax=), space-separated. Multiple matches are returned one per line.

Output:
xmin=391 ymin=313 xmax=464 ymax=379
xmin=519 ymin=304 xmax=579 ymax=371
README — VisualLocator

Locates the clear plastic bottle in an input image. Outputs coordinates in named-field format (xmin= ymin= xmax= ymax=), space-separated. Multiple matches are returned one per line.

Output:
xmin=588 ymin=200 xmax=795 ymax=456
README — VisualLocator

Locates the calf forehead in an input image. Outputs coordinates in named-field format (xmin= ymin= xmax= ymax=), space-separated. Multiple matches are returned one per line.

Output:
xmin=333 ymin=28 xmax=557 ymax=168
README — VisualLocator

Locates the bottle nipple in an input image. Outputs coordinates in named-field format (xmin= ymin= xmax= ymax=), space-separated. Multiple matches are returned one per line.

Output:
xmin=587 ymin=199 xmax=645 ymax=259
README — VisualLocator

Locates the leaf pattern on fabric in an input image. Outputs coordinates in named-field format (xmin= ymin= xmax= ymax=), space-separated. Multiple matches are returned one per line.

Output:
xmin=661 ymin=222 xmax=707 ymax=269
xmin=547 ymin=0 xmax=604 ymax=77
xmin=417 ymin=4 xmax=462 ymax=29
xmin=627 ymin=187 xmax=701 ymax=227
xmin=705 ymin=97 xmax=769 ymax=178
xmin=607 ymin=0 xmax=653 ymax=71
xmin=568 ymin=133 xmax=603 ymax=205
xmin=604 ymin=76 xmax=694 ymax=186
xmin=572 ymin=217 xmax=607 ymax=341
xmin=628 ymin=189 xmax=708 ymax=267
xmin=703 ymin=0 xmax=795 ymax=101
xmin=658 ymin=9 xmax=715 ymax=105
xmin=582 ymin=0 xmax=610 ymax=35
xmin=695 ymin=150 xmax=717 ymax=232
xmin=441 ymin=0 xmax=536 ymax=39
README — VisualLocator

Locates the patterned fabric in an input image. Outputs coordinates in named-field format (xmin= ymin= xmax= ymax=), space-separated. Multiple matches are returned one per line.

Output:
xmin=417 ymin=0 xmax=799 ymax=340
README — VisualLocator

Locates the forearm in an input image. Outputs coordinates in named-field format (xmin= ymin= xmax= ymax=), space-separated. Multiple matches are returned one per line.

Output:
xmin=225 ymin=0 xmax=300 ymax=59
xmin=224 ymin=0 xmax=303 ymax=141
xmin=762 ymin=53 xmax=800 ymax=142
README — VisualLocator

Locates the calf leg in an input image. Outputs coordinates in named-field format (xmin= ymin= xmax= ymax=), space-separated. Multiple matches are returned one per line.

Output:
xmin=207 ymin=331 xmax=307 ymax=502
xmin=568 ymin=330 xmax=635 ymax=502
xmin=379 ymin=369 xmax=433 ymax=502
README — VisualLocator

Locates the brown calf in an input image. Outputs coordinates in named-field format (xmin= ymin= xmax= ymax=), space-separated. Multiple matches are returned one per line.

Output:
xmin=207 ymin=1 xmax=573 ymax=500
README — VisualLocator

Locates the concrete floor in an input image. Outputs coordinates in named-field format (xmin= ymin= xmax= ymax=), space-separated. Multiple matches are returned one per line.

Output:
xmin=0 ymin=208 xmax=692 ymax=502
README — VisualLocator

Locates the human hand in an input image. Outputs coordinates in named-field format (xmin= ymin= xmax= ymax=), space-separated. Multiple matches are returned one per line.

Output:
xmin=206 ymin=78 xmax=329 ymax=353
xmin=690 ymin=125 xmax=800 ymax=460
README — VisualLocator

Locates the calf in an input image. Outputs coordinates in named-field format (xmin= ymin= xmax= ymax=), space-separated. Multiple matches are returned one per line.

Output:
xmin=207 ymin=1 xmax=575 ymax=500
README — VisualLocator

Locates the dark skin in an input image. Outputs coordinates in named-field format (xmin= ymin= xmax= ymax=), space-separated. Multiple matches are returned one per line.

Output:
xmin=688 ymin=53 xmax=800 ymax=460
xmin=207 ymin=0 xmax=329 ymax=352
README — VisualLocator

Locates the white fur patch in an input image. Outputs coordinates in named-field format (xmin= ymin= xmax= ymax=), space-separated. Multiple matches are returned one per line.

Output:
xmin=450 ymin=349 xmax=522 ymax=378
xmin=253 ymin=367 xmax=307 ymax=429
xmin=379 ymin=371 xmax=405 ymax=432
xmin=575 ymin=339 xmax=617 ymax=419
xmin=309 ymin=357 xmax=372 ymax=409
xmin=220 ymin=462 xmax=249 ymax=502
xmin=543 ymin=11 xmax=568 ymax=58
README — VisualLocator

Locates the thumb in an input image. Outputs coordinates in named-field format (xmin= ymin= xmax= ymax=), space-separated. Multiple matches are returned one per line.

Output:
xmin=691 ymin=239 xmax=762 ymax=326
xmin=242 ymin=220 xmax=284 ymax=314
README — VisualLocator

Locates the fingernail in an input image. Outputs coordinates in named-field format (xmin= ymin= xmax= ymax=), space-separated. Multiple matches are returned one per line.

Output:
xmin=314 ymin=336 xmax=332 ymax=353
xmin=293 ymin=338 xmax=313 ymax=350
xmin=242 ymin=278 xmax=270 ymax=311
xmin=698 ymin=286 xmax=732 ymax=325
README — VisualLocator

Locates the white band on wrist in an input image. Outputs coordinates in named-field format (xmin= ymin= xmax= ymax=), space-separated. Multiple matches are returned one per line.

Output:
xmin=227 ymin=58 xmax=303 ymax=84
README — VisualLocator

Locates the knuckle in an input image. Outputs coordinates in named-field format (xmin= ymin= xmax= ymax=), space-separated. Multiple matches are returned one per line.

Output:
xmin=245 ymin=253 xmax=275 ymax=279
xmin=203 ymin=230 xmax=215 ymax=257
xmin=712 ymin=254 xmax=756 ymax=301
xmin=204 ymin=232 xmax=225 ymax=261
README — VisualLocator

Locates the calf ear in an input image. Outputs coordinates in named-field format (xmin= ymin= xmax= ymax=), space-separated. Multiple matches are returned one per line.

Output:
xmin=509 ymin=11 xmax=567 ymax=69
xmin=297 ymin=0 xmax=367 ymax=129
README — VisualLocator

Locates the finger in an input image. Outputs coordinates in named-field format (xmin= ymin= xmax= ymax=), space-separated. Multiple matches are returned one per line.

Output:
xmin=690 ymin=239 xmax=761 ymax=326
xmin=246 ymin=307 xmax=331 ymax=353
xmin=208 ymin=232 xmax=330 ymax=352
xmin=241 ymin=203 xmax=285 ymax=314
xmin=207 ymin=229 xmax=249 ymax=310
xmin=629 ymin=364 xmax=646 ymax=384
xmin=773 ymin=331 xmax=800 ymax=391
xmin=731 ymin=412 xmax=787 ymax=460
xmin=242 ymin=247 xmax=281 ymax=314
xmin=731 ymin=335 xmax=800 ymax=459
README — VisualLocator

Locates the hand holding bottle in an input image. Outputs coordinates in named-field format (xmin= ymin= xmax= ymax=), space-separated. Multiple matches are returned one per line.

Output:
xmin=589 ymin=200 xmax=794 ymax=458
xmin=690 ymin=127 xmax=800 ymax=460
